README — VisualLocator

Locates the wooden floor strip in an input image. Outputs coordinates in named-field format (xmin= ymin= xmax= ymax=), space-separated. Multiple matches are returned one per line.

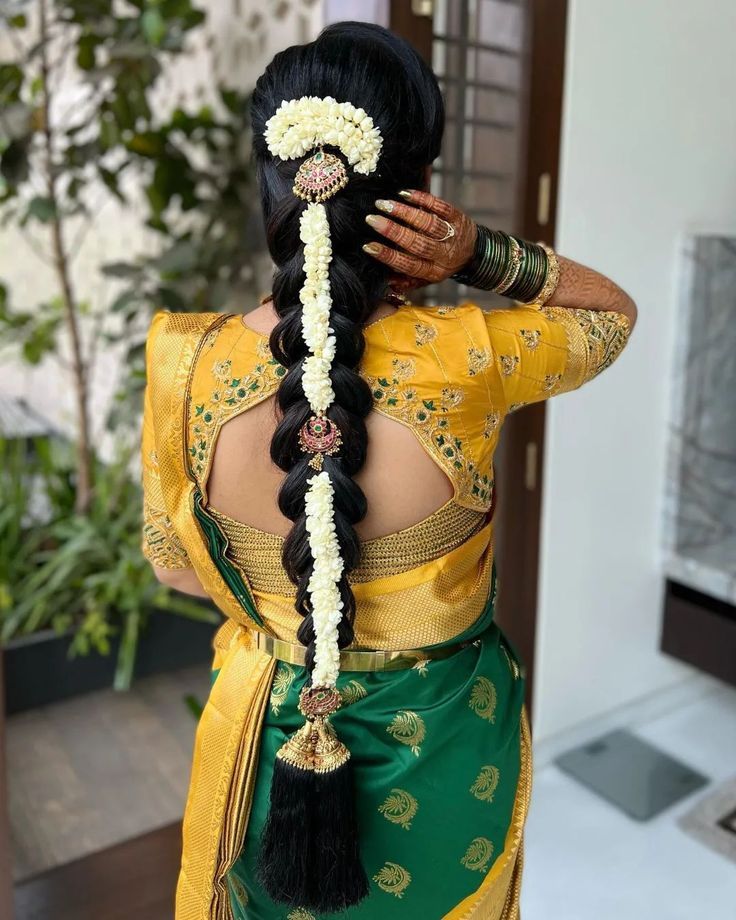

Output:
xmin=14 ymin=822 xmax=181 ymax=920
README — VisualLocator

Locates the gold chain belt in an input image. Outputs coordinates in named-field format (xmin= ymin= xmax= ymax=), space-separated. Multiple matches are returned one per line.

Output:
xmin=254 ymin=632 xmax=471 ymax=672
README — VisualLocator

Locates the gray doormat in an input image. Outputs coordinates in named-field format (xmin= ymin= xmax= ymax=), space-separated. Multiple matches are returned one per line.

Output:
xmin=679 ymin=775 xmax=736 ymax=864
xmin=555 ymin=729 xmax=708 ymax=820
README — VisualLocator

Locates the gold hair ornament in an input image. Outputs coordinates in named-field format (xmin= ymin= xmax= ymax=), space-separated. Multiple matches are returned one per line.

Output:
xmin=293 ymin=148 xmax=349 ymax=203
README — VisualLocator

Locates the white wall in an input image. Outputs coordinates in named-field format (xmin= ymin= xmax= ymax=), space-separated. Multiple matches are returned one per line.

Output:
xmin=0 ymin=0 xmax=323 ymax=444
xmin=532 ymin=0 xmax=736 ymax=740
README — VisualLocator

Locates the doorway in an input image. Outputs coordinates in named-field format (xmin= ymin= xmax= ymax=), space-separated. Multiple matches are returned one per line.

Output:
xmin=389 ymin=0 xmax=569 ymax=706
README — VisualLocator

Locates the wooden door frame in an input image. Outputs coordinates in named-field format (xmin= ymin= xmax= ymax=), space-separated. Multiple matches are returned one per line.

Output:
xmin=389 ymin=0 xmax=570 ymax=709
xmin=0 ymin=652 xmax=14 ymax=920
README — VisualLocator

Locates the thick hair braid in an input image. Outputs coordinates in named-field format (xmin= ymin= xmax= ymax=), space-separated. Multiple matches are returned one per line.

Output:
xmin=268 ymin=190 xmax=377 ymax=673
xmin=250 ymin=23 xmax=445 ymax=912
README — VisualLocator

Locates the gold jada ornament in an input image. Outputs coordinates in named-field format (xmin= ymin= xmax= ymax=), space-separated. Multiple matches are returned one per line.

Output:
xmin=293 ymin=148 xmax=348 ymax=203
xmin=276 ymin=686 xmax=349 ymax=774
xmin=298 ymin=414 xmax=342 ymax=470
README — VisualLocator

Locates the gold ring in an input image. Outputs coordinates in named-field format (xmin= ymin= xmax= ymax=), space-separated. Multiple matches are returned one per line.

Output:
xmin=437 ymin=219 xmax=456 ymax=242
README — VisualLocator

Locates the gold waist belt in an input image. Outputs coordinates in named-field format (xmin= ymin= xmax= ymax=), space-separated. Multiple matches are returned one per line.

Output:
xmin=254 ymin=631 xmax=470 ymax=672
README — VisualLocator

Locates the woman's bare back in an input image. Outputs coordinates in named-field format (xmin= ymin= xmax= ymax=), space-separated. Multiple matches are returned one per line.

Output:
xmin=207 ymin=301 xmax=455 ymax=540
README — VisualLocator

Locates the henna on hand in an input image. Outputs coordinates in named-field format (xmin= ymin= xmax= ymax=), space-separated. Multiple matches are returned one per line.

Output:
xmin=362 ymin=189 xmax=477 ymax=286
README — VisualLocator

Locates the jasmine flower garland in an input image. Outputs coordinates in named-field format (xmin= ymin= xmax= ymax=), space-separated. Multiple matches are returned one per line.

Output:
xmin=265 ymin=96 xmax=382 ymax=174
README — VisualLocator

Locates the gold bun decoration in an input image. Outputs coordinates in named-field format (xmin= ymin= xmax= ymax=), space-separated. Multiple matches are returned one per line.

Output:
xmin=293 ymin=148 xmax=349 ymax=203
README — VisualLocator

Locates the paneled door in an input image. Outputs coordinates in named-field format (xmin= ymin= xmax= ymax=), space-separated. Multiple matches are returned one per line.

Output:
xmin=390 ymin=0 xmax=569 ymax=706
xmin=0 ymin=654 xmax=13 ymax=920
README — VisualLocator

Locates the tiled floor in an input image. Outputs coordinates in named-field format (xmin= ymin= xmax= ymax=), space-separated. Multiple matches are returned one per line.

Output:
xmin=523 ymin=684 xmax=736 ymax=919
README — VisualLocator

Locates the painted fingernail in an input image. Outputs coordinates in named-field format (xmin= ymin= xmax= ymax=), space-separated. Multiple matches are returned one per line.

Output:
xmin=362 ymin=242 xmax=381 ymax=254
xmin=375 ymin=199 xmax=395 ymax=213
xmin=365 ymin=213 xmax=383 ymax=228
xmin=398 ymin=189 xmax=413 ymax=199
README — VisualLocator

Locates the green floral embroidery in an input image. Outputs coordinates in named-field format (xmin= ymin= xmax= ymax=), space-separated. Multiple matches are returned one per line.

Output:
xmin=188 ymin=342 xmax=285 ymax=482
xmin=228 ymin=873 xmax=248 ymax=905
xmin=365 ymin=358 xmax=493 ymax=509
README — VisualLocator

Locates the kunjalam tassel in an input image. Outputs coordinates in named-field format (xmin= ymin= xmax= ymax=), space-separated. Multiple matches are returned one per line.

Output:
xmin=257 ymin=687 xmax=367 ymax=911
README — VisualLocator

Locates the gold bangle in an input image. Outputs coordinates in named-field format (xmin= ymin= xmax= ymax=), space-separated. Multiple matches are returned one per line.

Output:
xmin=537 ymin=244 xmax=561 ymax=304
xmin=495 ymin=236 xmax=523 ymax=295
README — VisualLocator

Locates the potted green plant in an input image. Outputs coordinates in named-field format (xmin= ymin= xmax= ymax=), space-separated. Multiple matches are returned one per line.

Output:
xmin=0 ymin=1 xmax=263 ymax=707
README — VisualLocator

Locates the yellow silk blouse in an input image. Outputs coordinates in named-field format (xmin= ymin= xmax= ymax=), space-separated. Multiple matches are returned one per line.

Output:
xmin=142 ymin=300 xmax=631 ymax=578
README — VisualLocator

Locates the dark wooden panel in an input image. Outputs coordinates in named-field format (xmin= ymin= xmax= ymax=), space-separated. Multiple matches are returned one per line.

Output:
xmin=493 ymin=0 xmax=569 ymax=710
xmin=661 ymin=581 xmax=736 ymax=687
xmin=14 ymin=823 xmax=181 ymax=920
xmin=0 ymin=653 xmax=13 ymax=920
xmin=389 ymin=2 xmax=434 ymax=61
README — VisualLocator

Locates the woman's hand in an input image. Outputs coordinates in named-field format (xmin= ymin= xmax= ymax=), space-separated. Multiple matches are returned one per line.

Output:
xmin=362 ymin=189 xmax=477 ymax=291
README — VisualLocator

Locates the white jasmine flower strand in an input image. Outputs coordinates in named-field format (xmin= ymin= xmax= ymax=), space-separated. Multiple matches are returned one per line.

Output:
xmin=265 ymin=96 xmax=383 ymax=175
xmin=264 ymin=97 xmax=382 ymax=692
xmin=304 ymin=471 xmax=344 ymax=687
xmin=299 ymin=202 xmax=335 ymax=415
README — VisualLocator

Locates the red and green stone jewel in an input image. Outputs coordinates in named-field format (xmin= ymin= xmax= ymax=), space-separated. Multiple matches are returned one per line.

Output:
xmin=298 ymin=414 xmax=342 ymax=470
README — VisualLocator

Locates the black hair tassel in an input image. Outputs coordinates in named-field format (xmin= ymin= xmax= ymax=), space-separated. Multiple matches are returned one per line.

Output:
xmin=257 ymin=687 xmax=368 ymax=913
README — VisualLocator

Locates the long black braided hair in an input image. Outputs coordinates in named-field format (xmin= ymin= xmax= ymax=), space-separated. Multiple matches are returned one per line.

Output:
xmin=250 ymin=22 xmax=445 ymax=912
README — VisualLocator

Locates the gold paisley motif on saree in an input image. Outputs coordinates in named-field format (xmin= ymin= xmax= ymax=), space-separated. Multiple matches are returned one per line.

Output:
xmin=469 ymin=676 xmax=498 ymax=722
xmin=341 ymin=679 xmax=368 ymax=706
xmin=412 ymin=659 xmax=430 ymax=677
xmin=373 ymin=862 xmax=412 ymax=898
xmin=286 ymin=910 xmax=315 ymax=920
xmin=269 ymin=664 xmax=296 ymax=716
xmin=378 ymin=788 xmax=419 ymax=830
xmin=386 ymin=710 xmax=426 ymax=757
xmin=470 ymin=765 xmax=501 ymax=803
xmin=461 ymin=837 xmax=494 ymax=873
xmin=228 ymin=874 xmax=248 ymax=906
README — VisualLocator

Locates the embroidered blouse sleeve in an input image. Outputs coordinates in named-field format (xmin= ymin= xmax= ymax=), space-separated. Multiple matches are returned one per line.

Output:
xmin=141 ymin=318 xmax=191 ymax=570
xmin=484 ymin=305 xmax=632 ymax=411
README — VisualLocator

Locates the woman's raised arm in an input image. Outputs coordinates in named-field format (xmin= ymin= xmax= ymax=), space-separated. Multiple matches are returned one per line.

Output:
xmin=362 ymin=189 xmax=637 ymax=329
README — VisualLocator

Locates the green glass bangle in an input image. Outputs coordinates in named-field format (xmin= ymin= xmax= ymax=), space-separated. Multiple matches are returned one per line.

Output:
xmin=507 ymin=240 xmax=549 ymax=303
